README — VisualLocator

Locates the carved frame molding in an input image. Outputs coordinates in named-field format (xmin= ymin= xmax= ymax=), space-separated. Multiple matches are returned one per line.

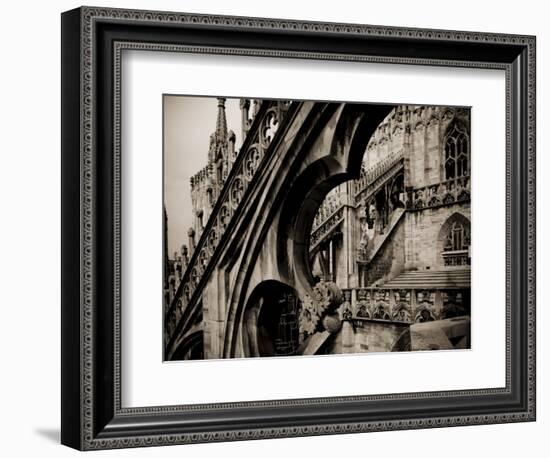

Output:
xmin=61 ymin=6 xmax=535 ymax=450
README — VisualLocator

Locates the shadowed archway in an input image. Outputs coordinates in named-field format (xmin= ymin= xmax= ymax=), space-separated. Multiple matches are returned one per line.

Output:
xmin=277 ymin=103 xmax=394 ymax=295
xmin=171 ymin=330 xmax=204 ymax=360
xmin=243 ymin=280 xmax=301 ymax=358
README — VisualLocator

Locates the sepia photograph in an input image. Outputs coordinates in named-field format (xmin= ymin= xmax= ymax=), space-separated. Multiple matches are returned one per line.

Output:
xmin=163 ymin=96 xmax=471 ymax=361
xmin=57 ymin=4 xmax=537 ymax=451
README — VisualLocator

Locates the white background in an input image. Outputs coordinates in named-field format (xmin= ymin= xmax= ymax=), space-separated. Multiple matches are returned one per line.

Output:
xmin=123 ymin=52 xmax=505 ymax=407
xmin=0 ymin=0 xmax=546 ymax=456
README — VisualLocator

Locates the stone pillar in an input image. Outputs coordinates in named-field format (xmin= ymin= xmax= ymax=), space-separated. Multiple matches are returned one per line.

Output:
xmin=425 ymin=106 xmax=440 ymax=185
xmin=196 ymin=209 xmax=204 ymax=233
xmin=389 ymin=289 xmax=396 ymax=316
xmin=339 ymin=204 xmax=356 ymax=289
xmin=181 ymin=244 xmax=189 ymax=270
xmin=228 ymin=130 xmax=236 ymax=167
xmin=188 ymin=227 xmax=196 ymax=252
xmin=404 ymin=210 xmax=415 ymax=270
xmin=403 ymin=105 xmax=413 ymax=190
xmin=240 ymin=98 xmax=251 ymax=140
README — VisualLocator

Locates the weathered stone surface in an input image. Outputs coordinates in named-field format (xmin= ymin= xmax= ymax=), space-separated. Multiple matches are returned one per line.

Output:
xmin=351 ymin=319 xmax=410 ymax=353
xmin=301 ymin=331 xmax=332 ymax=356
xmin=410 ymin=316 xmax=471 ymax=351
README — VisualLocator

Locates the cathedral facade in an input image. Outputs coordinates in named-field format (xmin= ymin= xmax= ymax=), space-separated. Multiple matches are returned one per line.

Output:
xmin=164 ymin=98 xmax=471 ymax=361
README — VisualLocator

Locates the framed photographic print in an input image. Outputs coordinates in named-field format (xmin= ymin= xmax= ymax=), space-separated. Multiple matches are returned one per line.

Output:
xmin=61 ymin=6 xmax=536 ymax=450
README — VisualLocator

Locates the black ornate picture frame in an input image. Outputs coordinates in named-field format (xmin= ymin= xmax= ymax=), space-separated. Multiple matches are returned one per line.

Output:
xmin=61 ymin=6 xmax=536 ymax=450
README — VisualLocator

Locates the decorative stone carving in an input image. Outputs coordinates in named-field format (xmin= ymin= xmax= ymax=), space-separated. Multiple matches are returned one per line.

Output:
xmin=414 ymin=306 xmax=436 ymax=323
xmin=230 ymin=177 xmax=244 ymax=209
xmin=427 ymin=115 xmax=439 ymax=126
xmin=260 ymin=109 xmax=279 ymax=148
xmin=218 ymin=204 xmax=230 ymax=231
xmin=322 ymin=313 xmax=343 ymax=334
xmin=392 ymin=306 xmax=411 ymax=322
xmin=299 ymin=281 xmax=345 ymax=338
xmin=244 ymin=147 xmax=261 ymax=181
xmin=442 ymin=108 xmax=455 ymax=121
xmin=337 ymin=301 xmax=353 ymax=321
xmin=298 ymin=304 xmax=319 ymax=335
xmin=407 ymin=176 xmax=470 ymax=211
xmin=371 ymin=291 xmax=391 ymax=320
xmin=207 ymin=229 xmax=218 ymax=255
xmin=391 ymin=290 xmax=412 ymax=322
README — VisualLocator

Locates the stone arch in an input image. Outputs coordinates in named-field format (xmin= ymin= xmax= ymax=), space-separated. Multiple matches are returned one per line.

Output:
xmin=220 ymin=103 xmax=392 ymax=359
xmin=372 ymin=303 xmax=391 ymax=320
xmin=391 ymin=303 xmax=412 ymax=322
xmin=414 ymin=306 xmax=436 ymax=323
xmin=277 ymin=104 xmax=394 ymax=295
xmin=170 ymin=330 xmax=203 ymax=360
xmin=242 ymin=280 xmax=301 ymax=358
xmin=277 ymin=156 xmax=347 ymax=292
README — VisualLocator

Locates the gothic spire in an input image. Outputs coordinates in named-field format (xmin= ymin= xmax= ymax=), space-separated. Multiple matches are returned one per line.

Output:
xmin=215 ymin=97 xmax=228 ymax=142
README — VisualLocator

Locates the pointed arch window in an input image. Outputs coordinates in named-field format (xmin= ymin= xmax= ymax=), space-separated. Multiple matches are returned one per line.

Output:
xmin=443 ymin=220 xmax=470 ymax=252
xmin=442 ymin=219 xmax=471 ymax=267
xmin=444 ymin=122 xmax=469 ymax=180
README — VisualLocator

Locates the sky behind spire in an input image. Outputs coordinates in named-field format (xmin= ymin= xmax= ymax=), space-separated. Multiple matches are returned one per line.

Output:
xmin=164 ymin=95 xmax=242 ymax=256
xmin=215 ymin=97 xmax=228 ymax=141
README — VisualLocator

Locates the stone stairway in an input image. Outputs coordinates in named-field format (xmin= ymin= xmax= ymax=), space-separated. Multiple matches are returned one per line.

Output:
xmin=359 ymin=206 xmax=406 ymax=265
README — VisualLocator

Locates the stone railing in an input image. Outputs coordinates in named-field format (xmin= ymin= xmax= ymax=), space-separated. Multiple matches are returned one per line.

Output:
xmin=341 ymin=287 xmax=468 ymax=324
xmin=311 ymin=190 xmax=347 ymax=233
xmin=309 ymin=205 xmax=345 ymax=252
xmin=309 ymin=190 xmax=348 ymax=251
xmin=442 ymin=250 xmax=470 ymax=267
xmin=164 ymin=100 xmax=293 ymax=345
xmin=407 ymin=175 xmax=470 ymax=211
xmin=354 ymin=149 xmax=404 ymax=203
